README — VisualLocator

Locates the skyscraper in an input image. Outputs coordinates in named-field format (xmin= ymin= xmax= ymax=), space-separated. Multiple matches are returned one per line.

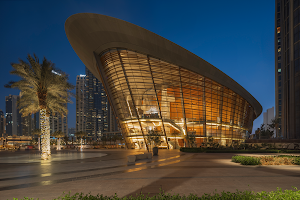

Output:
xmin=263 ymin=107 xmax=275 ymax=136
xmin=21 ymin=114 xmax=32 ymax=136
xmin=76 ymin=74 xmax=86 ymax=132
xmin=76 ymin=68 xmax=119 ymax=139
xmin=5 ymin=95 xmax=21 ymax=136
xmin=0 ymin=109 xmax=4 ymax=137
xmin=85 ymin=66 xmax=109 ymax=138
xmin=49 ymin=112 xmax=68 ymax=135
xmin=275 ymin=0 xmax=300 ymax=139
xmin=33 ymin=112 xmax=40 ymax=130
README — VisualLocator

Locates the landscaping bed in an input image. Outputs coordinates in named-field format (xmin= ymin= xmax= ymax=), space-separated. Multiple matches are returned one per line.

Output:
xmin=14 ymin=187 xmax=300 ymax=199
xmin=180 ymin=147 xmax=300 ymax=153
xmin=232 ymin=155 xmax=300 ymax=165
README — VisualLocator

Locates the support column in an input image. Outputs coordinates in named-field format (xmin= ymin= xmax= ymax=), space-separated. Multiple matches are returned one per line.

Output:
xmin=218 ymin=86 xmax=224 ymax=144
xmin=202 ymin=78 xmax=206 ymax=138
xmin=117 ymin=51 xmax=149 ymax=152
xmin=179 ymin=68 xmax=188 ymax=146
xmin=147 ymin=57 xmax=169 ymax=149
xmin=93 ymin=51 xmax=130 ymax=149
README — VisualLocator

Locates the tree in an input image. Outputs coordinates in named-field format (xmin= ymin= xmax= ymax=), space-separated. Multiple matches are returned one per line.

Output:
xmin=186 ymin=132 xmax=196 ymax=147
xmin=51 ymin=130 xmax=65 ymax=150
xmin=147 ymin=129 xmax=162 ymax=148
xmin=112 ymin=135 xmax=118 ymax=146
xmin=259 ymin=124 xmax=273 ymax=139
xmin=171 ymin=131 xmax=180 ymax=149
xmin=268 ymin=118 xmax=280 ymax=138
xmin=101 ymin=135 xmax=107 ymax=146
xmin=75 ymin=131 xmax=87 ymax=150
xmin=6 ymin=54 xmax=74 ymax=160
xmin=32 ymin=129 xmax=41 ymax=150
xmin=63 ymin=136 xmax=69 ymax=146
xmin=255 ymin=127 xmax=261 ymax=139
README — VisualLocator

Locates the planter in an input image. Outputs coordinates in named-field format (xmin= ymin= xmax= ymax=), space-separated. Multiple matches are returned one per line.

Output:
xmin=127 ymin=155 xmax=136 ymax=163
xmin=153 ymin=147 xmax=158 ymax=156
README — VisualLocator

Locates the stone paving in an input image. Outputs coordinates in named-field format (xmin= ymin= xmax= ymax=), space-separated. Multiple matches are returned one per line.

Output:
xmin=0 ymin=149 xmax=300 ymax=199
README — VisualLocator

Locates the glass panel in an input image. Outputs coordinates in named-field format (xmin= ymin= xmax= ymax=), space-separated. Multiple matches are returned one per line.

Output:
xmin=100 ymin=48 xmax=255 ymax=148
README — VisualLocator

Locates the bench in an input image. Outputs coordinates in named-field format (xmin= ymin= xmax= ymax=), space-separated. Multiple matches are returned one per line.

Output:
xmin=127 ymin=153 xmax=152 ymax=163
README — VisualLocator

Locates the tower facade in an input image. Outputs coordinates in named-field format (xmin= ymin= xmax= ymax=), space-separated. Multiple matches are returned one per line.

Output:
xmin=5 ymin=95 xmax=21 ymax=136
xmin=21 ymin=114 xmax=32 ymax=136
xmin=49 ymin=112 xmax=68 ymax=135
xmin=0 ymin=109 xmax=4 ymax=137
xmin=275 ymin=0 xmax=300 ymax=139
xmin=85 ymin=66 xmax=108 ymax=138
xmin=76 ymin=74 xmax=86 ymax=132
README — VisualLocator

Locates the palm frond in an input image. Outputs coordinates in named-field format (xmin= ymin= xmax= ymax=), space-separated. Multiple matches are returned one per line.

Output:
xmin=8 ymin=54 xmax=74 ymax=117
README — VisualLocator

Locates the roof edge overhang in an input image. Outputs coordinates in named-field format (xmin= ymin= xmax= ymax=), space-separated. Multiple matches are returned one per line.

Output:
xmin=65 ymin=13 xmax=262 ymax=118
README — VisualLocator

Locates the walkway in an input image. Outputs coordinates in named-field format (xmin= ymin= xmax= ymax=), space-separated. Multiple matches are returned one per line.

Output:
xmin=0 ymin=150 xmax=299 ymax=199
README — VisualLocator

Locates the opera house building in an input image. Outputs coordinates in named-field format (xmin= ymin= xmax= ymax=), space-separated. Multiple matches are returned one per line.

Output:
xmin=65 ymin=13 xmax=262 ymax=149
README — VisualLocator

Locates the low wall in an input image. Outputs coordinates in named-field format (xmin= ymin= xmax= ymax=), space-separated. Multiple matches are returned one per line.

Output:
xmin=245 ymin=139 xmax=300 ymax=150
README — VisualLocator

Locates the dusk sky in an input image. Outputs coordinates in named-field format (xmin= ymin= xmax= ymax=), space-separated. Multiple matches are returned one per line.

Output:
xmin=0 ymin=0 xmax=274 ymax=133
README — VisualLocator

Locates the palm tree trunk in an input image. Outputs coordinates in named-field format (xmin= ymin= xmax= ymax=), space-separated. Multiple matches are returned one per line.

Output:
xmin=57 ymin=138 xmax=61 ymax=150
xmin=80 ymin=138 xmax=83 ymax=150
xmin=40 ymin=108 xmax=51 ymax=159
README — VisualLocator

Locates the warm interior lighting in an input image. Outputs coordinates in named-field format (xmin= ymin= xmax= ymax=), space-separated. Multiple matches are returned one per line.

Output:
xmin=101 ymin=48 xmax=254 ymax=148
xmin=40 ymin=109 xmax=51 ymax=160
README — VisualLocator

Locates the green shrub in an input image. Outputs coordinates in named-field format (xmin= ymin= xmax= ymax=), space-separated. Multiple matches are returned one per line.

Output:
xmin=232 ymin=155 xmax=245 ymax=163
xmin=294 ymin=157 xmax=300 ymax=165
xmin=179 ymin=147 xmax=300 ymax=154
xmin=179 ymin=147 xmax=205 ymax=152
xmin=13 ymin=187 xmax=300 ymax=200
xmin=240 ymin=156 xmax=261 ymax=165
xmin=232 ymin=155 xmax=261 ymax=165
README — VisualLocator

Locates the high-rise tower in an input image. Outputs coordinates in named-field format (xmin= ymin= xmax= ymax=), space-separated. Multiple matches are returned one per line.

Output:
xmin=49 ymin=112 xmax=68 ymax=135
xmin=85 ymin=67 xmax=108 ymax=138
xmin=275 ymin=0 xmax=300 ymax=139
xmin=0 ymin=109 xmax=4 ymax=137
xmin=5 ymin=95 xmax=21 ymax=136
xmin=76 ymin=74 xmax=86 ymax=132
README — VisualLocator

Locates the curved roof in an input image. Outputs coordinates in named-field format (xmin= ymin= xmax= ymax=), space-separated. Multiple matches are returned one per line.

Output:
xmin=65 ymin=13 xmax=262 ymax=118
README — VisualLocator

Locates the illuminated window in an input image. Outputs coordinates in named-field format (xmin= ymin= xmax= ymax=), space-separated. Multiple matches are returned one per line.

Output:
xmin=277 ymin=27 xmax=280 ymax=33
xmin=278 ymin=69 xmax=281 ymax=72
xmin=278 ymin=48 xmax=281 ymax=52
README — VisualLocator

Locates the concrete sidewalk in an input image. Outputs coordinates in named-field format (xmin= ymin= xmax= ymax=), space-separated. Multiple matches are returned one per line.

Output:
xmin=0 ymin=150 xmax=300 ymax=199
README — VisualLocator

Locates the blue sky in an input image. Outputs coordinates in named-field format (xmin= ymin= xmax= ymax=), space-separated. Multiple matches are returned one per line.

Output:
xmin=0 ymin=0 xmax=275 ymax=133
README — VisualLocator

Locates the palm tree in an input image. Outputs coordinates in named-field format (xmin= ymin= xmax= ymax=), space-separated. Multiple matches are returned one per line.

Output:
xmin=75 ymin=131 xmax=87 ymax=150
xmin=32 ymin=129 xmax=41 ymax=151
xmin=101 ymin=135 xmax=107 ymax=147
xmin=51 ymin=130 xmax=65 ymax=150
xmin=63 ymin=136 xmax=69 ymax=146
xmin=171 ymin=131 xmax=180 ymax=149
xmin=6 ymin=54 xmax=74 ymax=160
xmin=112 ymin=135 xmax=119 ymax=145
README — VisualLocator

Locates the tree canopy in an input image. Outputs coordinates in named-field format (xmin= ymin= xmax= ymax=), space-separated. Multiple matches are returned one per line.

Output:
xmin=75 ymin=131 xmax=87 ymax=139
xmin=52 ymin=130 xmax=65 ymax=138
xmin=6 ymin=54 xmax=74 ymax=116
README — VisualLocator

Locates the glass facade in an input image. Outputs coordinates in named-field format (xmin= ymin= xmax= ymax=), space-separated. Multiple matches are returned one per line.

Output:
xmin=99 ymin=48 xmax=255 ymax=149
xmin=275 ymin=0 xmax=300 ymax=139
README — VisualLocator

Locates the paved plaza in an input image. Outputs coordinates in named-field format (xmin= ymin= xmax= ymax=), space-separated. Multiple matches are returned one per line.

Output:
xmin=0 ymin=149 xmax=300 ymax=199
